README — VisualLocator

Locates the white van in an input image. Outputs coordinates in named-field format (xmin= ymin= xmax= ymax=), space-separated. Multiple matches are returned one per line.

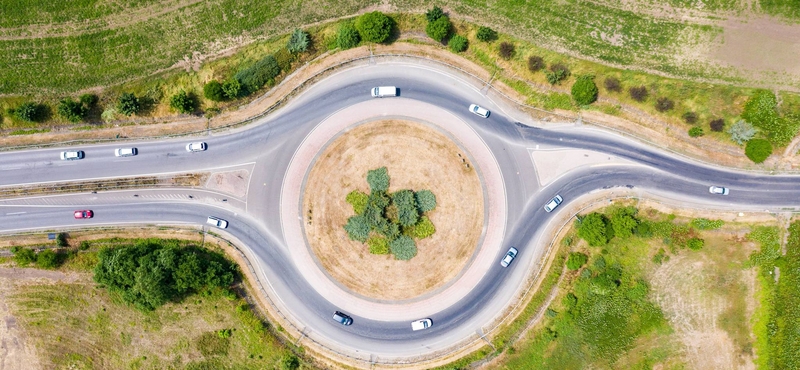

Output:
xmin=371 ymin=86 xmax=397 ymax=97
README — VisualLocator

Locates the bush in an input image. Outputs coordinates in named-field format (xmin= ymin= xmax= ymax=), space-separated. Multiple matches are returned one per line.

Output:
xmin=222 ymin=79 xmax=242 ymax=99
xmin=13 ymin=248 xmax=36 ymax=266
xmin=688 ymin=127 xmax=704 ymax=137
xmin=728 ymin=120 xmax=757 ymax=145
xmin=14 ymin=102 xmax=40 ymax=122
xmin=545 ymin=63 xmax=569 ymax=85
xmin=476 ymin=26 xmax=497 ymax=42
xmin=655 ymin=97 xmax=674 ymax=112
xmin=366 ymin=167 xmax=390 ymax=192
xmin=610 ymin=207 xmax=638 ymax=239
xmin=336 ymin=23 xmax=360 ymax=49
xmin=94 ymin=242 xmax=237 ymax=311
xmin=629 ymin=86 xmax=648 ymax=102
xmin=745 ymin=138 xmax=773 ymax=163
xmin=79 ymin=93 xmax=98 ymax=107
xmin=390 ymin=236 xmax=417 ymax=260
xmin=407 ymin=216 xmax=436 ymax=239
xmin=287 ymin=29 xmax=309 ymax=53
xmin=274 ymin=48 xmax=294 ymax=71
xmin=280 ymin=354 xmax=300 ymax=370
xmin=235 ymin=55 xmax=280 ymax=93
xmin=709 ymin=118 xmax=725 ymax=132
xmin=425 ymin=16 xmax=451 ymax=43
xmin=344 ymin=215 xmax=370 ymax=242
xmin=686 ymin=238 xmax=704 ymax=251
xmin=57 ymin=232 xmax=69 ymax=247
xmin=425 ymin=6 xmax=445 ymax=22
xmin=682 ymin=111 xmax=698 ymax=124
xmin=742 ymin=90 xmax=798 ymax=146
xmin=367 ymin=235 xmax=390 ymax=254
xmin=691 ymin=218 xmax=724 ymax=230
xmin=578 ymin=213 xmax=608 ymax=246
xmin=169 ymin=90 xmax=195 ymax=114
xmin=203 ymin=80 xmax=225 ymax=101
xmin=118 ymin=93 xmax=141 ymax=116
xmin=37 ymin=249 xmax=59 ymax=269
xmin=356 ymin=11 xmax=392 ymax=43
xmin=498 ymin=42 xmax=514 ymax=60
xmin=392 ymin=190 xmax=419 ymax=227
xmin=571 ymin=75 xmax=598 ymax=106
xmin=79 ymin=241 xmax=91 ymax=251
xmin=604 ymin=77 xmax=621 ymax=92
xmin=527 ymin=56 xmax=544 ymax=72
xmin=566 ymin=252 xmax=588 ymax=270
xmin=448 ymin=34 xmax=468 ymax=52
xmin=415 ymin=190 xmax=437 ymax=212
xmin=345 ymin=190 xmax=368 ymax=214
xmin=57 ymin=98 xmax=87 ymax=122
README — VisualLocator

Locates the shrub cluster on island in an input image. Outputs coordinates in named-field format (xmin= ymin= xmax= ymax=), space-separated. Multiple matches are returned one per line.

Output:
xmin=343 ymin=167 xmax=437 ymax=260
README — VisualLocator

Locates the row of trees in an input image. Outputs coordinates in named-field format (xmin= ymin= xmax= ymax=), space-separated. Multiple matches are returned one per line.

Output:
xmin=343 ymin=167 xmax=437 ymax=260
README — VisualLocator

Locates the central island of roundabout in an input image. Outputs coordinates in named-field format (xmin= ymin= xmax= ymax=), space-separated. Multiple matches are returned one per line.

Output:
xmin=280 ymin=98 xmax=508 ymax=352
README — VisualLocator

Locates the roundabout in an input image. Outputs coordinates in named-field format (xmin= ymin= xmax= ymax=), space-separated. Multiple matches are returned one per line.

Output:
xmin=1 ymin=60 xmax=800 ymax=366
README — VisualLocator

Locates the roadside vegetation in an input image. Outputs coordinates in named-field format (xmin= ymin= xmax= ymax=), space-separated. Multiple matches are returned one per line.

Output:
xmin=343 ymin=167 xmax=437 ymax=260
xmin=2 ymin=237 xmax=307 ymax=369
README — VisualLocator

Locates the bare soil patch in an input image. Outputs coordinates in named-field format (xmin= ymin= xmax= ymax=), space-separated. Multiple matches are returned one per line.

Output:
xmin=205 ymin=169 xmax=250 ymax=198
xmin=302 ymin=119 xmax=484 ymax=301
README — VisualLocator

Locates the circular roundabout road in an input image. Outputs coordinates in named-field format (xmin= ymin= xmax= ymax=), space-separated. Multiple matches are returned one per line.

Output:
xmin=2 ymin=61 xmax=800 ymax=364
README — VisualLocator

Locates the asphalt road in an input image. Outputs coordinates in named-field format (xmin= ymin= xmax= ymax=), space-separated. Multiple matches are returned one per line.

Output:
xmin=1 ymin=62 xmax=799 ymax=360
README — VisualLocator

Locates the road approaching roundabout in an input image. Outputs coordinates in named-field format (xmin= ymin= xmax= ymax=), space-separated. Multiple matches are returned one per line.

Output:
xmin=1 ymin=61 xmax=800 ymax=366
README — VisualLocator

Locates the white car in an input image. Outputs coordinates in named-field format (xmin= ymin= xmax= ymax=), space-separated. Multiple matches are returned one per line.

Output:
xmin=185 ymin=142 xmax=207 ymax=152
xmin=114 ymin=147 xmax=138 ymax=157
xmin=468 ymin=104 xmax=490 ymax=118
xmin=544 ymin=195 xmax=563 ymax=213
xmin=500 ymin=247 xmax=518 ymax=268
xmin=206 ymin=216 xmax=228 ymax=229
xmin=60 ymin=150 xmax=84 ymax=160
xmin=411 ymin=318 xmax=432 ymax=331
xmin=709 ymin=186 xmax=729 ymax=195
xmin=371 ymin=86 xmax=397 ymax=97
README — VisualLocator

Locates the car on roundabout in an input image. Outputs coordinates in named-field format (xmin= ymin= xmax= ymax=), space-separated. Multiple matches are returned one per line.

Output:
xmin=468 ymin=104 xmax=490 ymax=118
xmin=411 ymin=318 xmax=433 ymax=331
xmin=74 ymin=210 xmax=93 ymax=219
xmin=500 ymin=247 xmax=518 ymax=268
xmin=185 ymin=142 xmax=207 ymax=152
xmin=332 ymin=311 xmax=353 ymax=326
xmin=709 ymin=186 xmax=729 ymax=195
xmin=544 ymin=194 xmax=563 ymax=213
xmin=206 ymin=216 xmax=228 ymax=229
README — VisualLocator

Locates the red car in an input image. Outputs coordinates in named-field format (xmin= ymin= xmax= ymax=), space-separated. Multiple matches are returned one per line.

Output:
xmin=74 ymin=210 xmax=93 ymax=219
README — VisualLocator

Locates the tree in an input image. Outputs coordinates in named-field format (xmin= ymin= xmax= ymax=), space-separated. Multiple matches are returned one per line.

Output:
xmin=498 ymin=42 xmax=514 ymax=60
xmin=356 ymin=11 xmax=392 ymax=43
xmin=610 ymin=208 xmax=638 ymax=239
xmin=709 ymin=118 xmax=725 ymax=132
xmin=566 ymin=252 xmax=588 ymax=270
xmin=629 ymin=86 xmax=648 ymax=102
xmin=235 ymin=55 xmax=281 ymax=93
xmin=390 ymin=236 xmax=417 ymax=260
xmin=655 ymin=97 xmax=674 ymax=112
xmin=407 ymin=216 xmax=435 ymax=239
xmin=336 ymin=23 xmax=360 ymax=49
xmin=345 ymin=190 xmax=368 ymax=214
xmin=366 ymin=167 xmax=390 ymax=192
xmin=344 ymin=215 xmax=370 ymax=242
xmin=203 ymin=80 xmax=225 ymax=101
xmin=287 ymin=29 xmax=309 ymax=53
xmin=79 ymin=93 xmax=98 ymax=107
xmin=686 ymin=238 xmax=704 ymax=251
xmin=14 ymin=102 xmax=39 ymax=122
xmin=118 ymin=93 xmax=141 ymax=116
xmin=577 ymin=213 xmax=607 ymax=246
xmin=57 ymin=98 xmax=87 ymax=123
xmin=57 ymin=232 xmax=69 ymax=247
xmin=13 ymin=248 xmax=36 ymax=266
xmin=682 ymin=111 xmax=698 ymax=124
xmin=222 ymin=79 xmax=242 ymax=99
xmin=448 ymin=34 xmax=468 ymax=52
xmin=391 ymin=190 xmax=419 ymax=227
xmin=36 ymin=249 xmax=59 ymax=269
xmin=745 ymin=138 xmax=773 ymax=163
xmin=169 ymin=90 xmax=195 ymax=114
xmin=688 ymin=127 xmax=704 ymax=137
xmin=604 ymin=77 xmax=621 ymax=92
xmin=728 ymin=120 xmax=757 ymax=145
xmin=415 ymin=190 xmax=437 ymax=212
xmin=280 ymin=354 xmax=300 ymax=370
xmin=367 ymin=235 xmax=390 ymax=254
xmin=571 ymin=75 xmax=598 ymax=105
xmin=545 ymin=63 xmax=569 ymax=85
xmin=425 ymin=16 xmax=451 ymax=43
xmin=741 ymin=90 xmax=798 ymax=146
xmin=527 ymin=56 xmax=544 ymax=72
xmin=425 ymin=6 xmax=445 ymax=22
xmin=476 ymin=26 xmax=497 ymax=42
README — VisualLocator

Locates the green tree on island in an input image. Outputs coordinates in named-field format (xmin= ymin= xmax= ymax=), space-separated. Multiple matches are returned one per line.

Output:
xmin=343 ymin=167 xmax=437 ymax=260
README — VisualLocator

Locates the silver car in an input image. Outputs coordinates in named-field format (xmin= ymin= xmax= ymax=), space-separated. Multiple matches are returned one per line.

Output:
xmin=709 ymin=186 xmax=729 ymax=195
xmin=500 ymin=247 xmax=518 ymax=268
xmin=544 ymin=195 xmax=563 ymax=212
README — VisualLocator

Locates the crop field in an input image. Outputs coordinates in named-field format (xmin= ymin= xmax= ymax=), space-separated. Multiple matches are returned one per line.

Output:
xmin=498 ymin=205 xmax=774 ymax=369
